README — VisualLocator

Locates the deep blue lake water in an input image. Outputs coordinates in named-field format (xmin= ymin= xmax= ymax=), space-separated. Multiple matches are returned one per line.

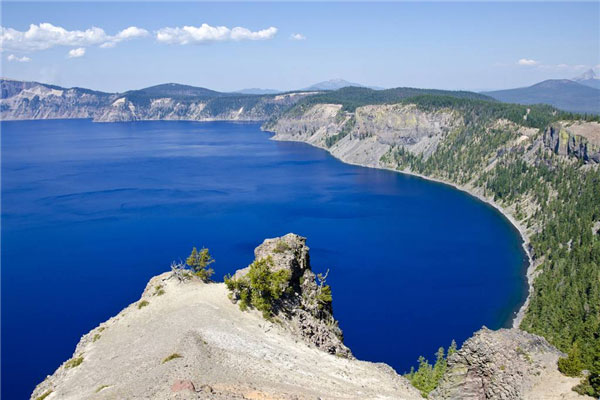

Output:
xmin=1 ymin=119 xmax=527 ymax=399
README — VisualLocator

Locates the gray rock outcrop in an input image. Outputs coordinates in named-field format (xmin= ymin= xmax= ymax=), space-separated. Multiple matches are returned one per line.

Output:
xmin=543 ymin=122 xmax=600 ymax=163
xmin=229 ymin=233 xmax=351 ymax=357
xmin=431 ymin=328 xmax=585 ymax=400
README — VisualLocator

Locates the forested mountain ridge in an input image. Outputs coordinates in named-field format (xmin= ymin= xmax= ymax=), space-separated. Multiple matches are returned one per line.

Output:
xmin=267 ymin=97 xmax=600 ymax=396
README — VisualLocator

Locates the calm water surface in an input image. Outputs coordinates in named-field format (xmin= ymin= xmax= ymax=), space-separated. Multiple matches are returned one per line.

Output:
xmin=1 ymin=120 xmax=527 ymax=399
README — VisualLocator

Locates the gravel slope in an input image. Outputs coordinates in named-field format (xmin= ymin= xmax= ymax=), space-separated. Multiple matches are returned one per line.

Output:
xmin=31 ymin=272 xmax=421 ymax=400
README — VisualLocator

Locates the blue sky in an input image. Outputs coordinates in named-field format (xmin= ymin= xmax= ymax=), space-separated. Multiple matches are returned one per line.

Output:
xmin=1 ymin=1 xmax=599 ymax=92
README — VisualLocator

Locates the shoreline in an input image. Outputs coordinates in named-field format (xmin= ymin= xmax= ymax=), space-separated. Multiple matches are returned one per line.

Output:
xmin=267 ymin=132 xmax=534 ymax=329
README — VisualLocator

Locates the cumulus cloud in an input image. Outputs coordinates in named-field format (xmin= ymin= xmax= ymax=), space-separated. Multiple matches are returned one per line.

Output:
xmin=517 ymin=58 xmax=538 ymax=66
xmin=67 ymin=47 xmax=85 ymax=58
xmin=290 ymin=33 xmax=306 ymax=40
xmin=7 ymin=54 xmax=31 ymax=62
xmin=155 ymin=23 xmax=277 ymax=45
xmin=0 ymin=23 xmax=148 ymax=52
xmin=100 ymin=26 xmax=149 ymax=48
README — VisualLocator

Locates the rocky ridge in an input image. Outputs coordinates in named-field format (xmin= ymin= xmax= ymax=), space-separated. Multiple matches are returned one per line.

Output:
xmin=30 ymin=234 xmax=420 ymax=400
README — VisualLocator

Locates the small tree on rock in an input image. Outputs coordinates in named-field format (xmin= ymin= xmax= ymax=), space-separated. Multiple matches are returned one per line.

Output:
xmin=186 ymin=247 xmax=215 ymax=282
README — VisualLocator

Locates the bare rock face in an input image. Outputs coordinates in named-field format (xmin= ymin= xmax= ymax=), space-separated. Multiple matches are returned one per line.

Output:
xmin=268 ymin=103 xmax=462 ymax=170
xmin=543 ymin=122 xmax=600 ymax=163
xmin=353 ymin=104 xmax=459 ymax=158
xmin=430 ymin=328 xmax=584 ymax=400
xmin=229 ymin=233 xmax=351 ymax=357
xmin=0 ymin=79 xmax=114 ymax=120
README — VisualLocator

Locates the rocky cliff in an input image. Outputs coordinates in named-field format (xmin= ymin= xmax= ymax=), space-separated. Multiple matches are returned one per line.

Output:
xmin=431 ymin=328 xmax=584 ymax=400
xmin=92 ymin=92 xmax=313 ymax=123
xmin=543 ymin=121 xmax=600 ymax=163
xmin=266 ymin=103 xmax=463 ymax=169
xmin=0 ymin=79 xmax=313 ymax=122
xmin=268 ymin=103 xmax=599 ymax=167
xmin=0 ymin=79 xmax=113 ymax=120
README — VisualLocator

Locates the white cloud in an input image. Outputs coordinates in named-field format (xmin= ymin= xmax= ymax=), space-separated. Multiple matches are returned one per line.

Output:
xmin=155 ymin=23 xmax=277 ymax=45
xmin=230 ymin=26 xmax=277 ymax=41
xmin=67 ymin=47 xmax=85 ymax=58
xmin=517 ymin=58 xmax=538 ymax=66
xmin=0 ymin=23 xmax=148 ymax=52
xmin=290 ymin=33 xmax=306 ymax=40
xmin=7 ymin=54 xmax=31 ymax=62
xmin=115 ymin=26 xmax=148 ymax=40
xmin=100 ymin=26 xmax=148 ymax=48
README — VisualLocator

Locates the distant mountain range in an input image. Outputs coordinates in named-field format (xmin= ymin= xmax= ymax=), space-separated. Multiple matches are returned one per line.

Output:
xmin=233 ymin=88 xmax=282 ymax=95
xmin=234 ymin=79 xmax=385 ymax=94
xmin=302 ymin=79 xmax=385 ymax=91
xmin=483 ymin=72 xmax=600 ymax=114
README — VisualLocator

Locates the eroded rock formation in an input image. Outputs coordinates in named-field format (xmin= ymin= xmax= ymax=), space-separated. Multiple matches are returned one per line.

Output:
xmin=543 ymin=122 xmax=600 ymax=163
xmin=431 ymin=328 xmax=585 ymax=400
xmin=229 ymin=233 xmax=351 ymax=357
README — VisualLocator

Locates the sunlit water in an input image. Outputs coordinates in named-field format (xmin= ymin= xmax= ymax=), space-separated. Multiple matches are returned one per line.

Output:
xmin=1 ymin=120 xmax=527 ymax=399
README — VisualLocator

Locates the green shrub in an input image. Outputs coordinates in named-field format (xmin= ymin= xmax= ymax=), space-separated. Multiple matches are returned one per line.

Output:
xmin=35 ymin=390 xmax=53 ymax=400
xmin=154 ymin=285 xmax=165 ymax=296
xmin=95 ymin=385 xmax=110 ymax=393
xmin=65 ymin=356 xmax=83 ymax=369
xmin=224 ymin=257 xmax=291 ymax=319
xmin=315 ymin=271 xmax=332 ymax=309
xmin=186 ymin=247 xmax=215 ymax=282
xmin=405 ymin=341 xmax=456 ymax=397
xmin=92 ymin=333 xmax=101 ymax=342
xmin=161 ymin=353 xmax=182 ymax=364
xmin=137 ymin=300 xmax=149 ymax=309
xmin=558 ymin=343 xmax=584 ymax=377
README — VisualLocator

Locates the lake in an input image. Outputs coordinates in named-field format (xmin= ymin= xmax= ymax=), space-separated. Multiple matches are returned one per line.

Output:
xmin=1 ymin=120 xmax=527 ymax=399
